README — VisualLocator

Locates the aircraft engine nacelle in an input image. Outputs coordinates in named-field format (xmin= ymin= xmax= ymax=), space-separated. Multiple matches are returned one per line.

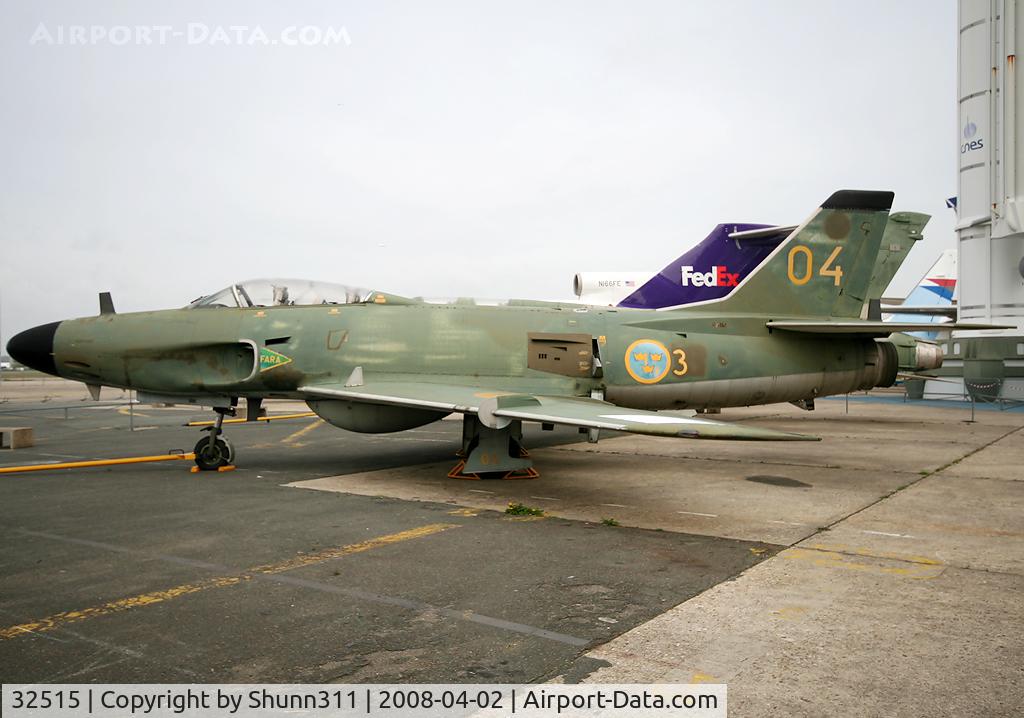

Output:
xmin=885 ymin=332 xmax=945 ymax=372
xmin=607 ymin=338 xmax=903 ymax=411
xmin=912 ymin=342 xmax=943 ymax=371
xmin=307 ymin=399 xmax=448 ymax=434
xmin=861 ymin=339 xmax=901 ymax=389
xmin=572 ymin=272 xmax=650 ymax=303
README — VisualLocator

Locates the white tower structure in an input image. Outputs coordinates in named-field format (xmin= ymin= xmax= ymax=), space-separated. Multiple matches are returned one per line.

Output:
xmin=955 ymin=0 xmax=1024 ymax=401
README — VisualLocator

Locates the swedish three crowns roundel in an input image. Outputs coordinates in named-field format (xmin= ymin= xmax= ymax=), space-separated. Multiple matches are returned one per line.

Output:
xmin=625 ymin=339 xmax=671 ymax=384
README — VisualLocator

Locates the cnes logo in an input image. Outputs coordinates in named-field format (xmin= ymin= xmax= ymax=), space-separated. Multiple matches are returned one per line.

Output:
xmin=961 ymin=121 xmax=984 ymax=154
xmin=680 ymin=265 xmax=740 ymax=288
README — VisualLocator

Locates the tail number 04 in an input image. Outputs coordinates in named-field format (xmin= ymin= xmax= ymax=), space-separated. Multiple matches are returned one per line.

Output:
xmin=787 ymin=245 xmax=844 ymax=286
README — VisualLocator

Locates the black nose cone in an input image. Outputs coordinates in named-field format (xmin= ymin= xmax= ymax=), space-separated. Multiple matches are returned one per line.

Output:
xmin=7 ymin=322 xmax=61 ymax=376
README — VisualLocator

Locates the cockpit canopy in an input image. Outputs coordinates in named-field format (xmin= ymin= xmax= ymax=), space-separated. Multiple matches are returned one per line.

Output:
xmin=188 ymin=279 xmax=372 ymax=309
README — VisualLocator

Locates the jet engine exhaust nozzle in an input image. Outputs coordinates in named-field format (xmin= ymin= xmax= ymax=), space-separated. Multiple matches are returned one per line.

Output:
xmin=915 ymin=342 xmax=944 ymax=371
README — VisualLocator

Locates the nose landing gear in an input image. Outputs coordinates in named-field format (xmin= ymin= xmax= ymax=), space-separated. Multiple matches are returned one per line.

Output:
xmin=193 ymin=407 xmax=236 ymax=471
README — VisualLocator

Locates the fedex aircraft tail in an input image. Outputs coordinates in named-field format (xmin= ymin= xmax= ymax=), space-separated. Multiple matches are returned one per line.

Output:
xmin=689 ymin=190 xmax=896 ymax=317
xmin=617 ymin=223 xmax=786 ymax=308
xmin=598 ymin=209 xmax=923 ymax=311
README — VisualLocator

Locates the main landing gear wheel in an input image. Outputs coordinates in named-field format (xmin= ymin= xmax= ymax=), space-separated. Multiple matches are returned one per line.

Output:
xmin=193 ymin=436 xmax=234 ymax=471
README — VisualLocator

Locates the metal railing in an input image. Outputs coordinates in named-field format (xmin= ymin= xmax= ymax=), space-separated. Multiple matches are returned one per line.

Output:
xmin=0 ymin=398 xmax=142 ymax=428
xmin=903 ymin=386 xmax=1024 ymax=419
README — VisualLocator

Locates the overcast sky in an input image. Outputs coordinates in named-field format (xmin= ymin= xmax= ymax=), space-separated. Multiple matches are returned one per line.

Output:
xmin=1 ymin=1 xmax=957 ymax=346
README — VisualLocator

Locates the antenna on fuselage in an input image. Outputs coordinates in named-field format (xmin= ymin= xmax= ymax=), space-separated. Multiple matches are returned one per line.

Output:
xmin=99 ymin=292 xmax=115 ymax=315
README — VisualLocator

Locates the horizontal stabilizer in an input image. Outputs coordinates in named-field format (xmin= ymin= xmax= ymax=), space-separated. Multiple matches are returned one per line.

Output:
xmin=766 ymin=320 xmax=1011 ymax=336
xmin=300 ymin=380 xmax=818 ymax=442
xmin=727 ymin=224 xmax=797 ymax=240
xmin=881 ymin=305 xmax=958 ymax=318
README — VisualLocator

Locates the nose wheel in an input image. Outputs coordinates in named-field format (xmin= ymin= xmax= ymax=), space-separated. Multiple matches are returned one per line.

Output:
xmin=193 ymin=408 xmax=236 ymax=471
xmin=193 ymin=435 xmax=234 ymax=470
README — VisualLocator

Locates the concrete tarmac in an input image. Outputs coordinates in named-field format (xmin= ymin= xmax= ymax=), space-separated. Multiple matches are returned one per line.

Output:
xmin=0 ymin=389 xmax=770 ymax=684
xmin=295 ymin=396 xmax=1024 ymax=717
xmin=0 ymin=383 xmax=1021 ymax=716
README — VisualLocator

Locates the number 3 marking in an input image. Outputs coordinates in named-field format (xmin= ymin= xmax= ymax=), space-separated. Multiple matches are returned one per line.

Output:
xmin=673 ymin=348 xmax=688 ymax=376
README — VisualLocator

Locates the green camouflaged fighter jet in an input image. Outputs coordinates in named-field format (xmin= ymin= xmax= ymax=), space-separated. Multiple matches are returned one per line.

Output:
xmin=8 ymin=190 xmax=990 ymax=477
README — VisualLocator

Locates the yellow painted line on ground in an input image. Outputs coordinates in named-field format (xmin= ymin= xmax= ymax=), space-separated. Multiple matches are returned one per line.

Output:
xmin=249 ymin=523 xmax=458 ymax=573
xmin=800 ymin=543 xmax=943 ymax=566
xmin=117 ymin=406 xmax=148 ymax=418
xmin=771 ymin=605 xmax=809 ymax=621
xmin=0 ymin=575 xmax=246 ymax=639
xmin=186 ymin=412 xmax=316 ymax=427
xmin=447 ymin=508 xmax=479 ymax=517
xmin=0 ymin=523 xmax=458 ymax=640
xmin=281 ymin=418 xmax=324 ymax=445
xmin=784 ymin=548 xmax=944 ymax=580
xmin=0 ymin=453 xmax=195 ymax=474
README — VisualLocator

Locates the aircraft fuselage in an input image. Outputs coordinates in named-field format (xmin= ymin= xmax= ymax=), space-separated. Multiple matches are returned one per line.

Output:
xmin=46 ymin=300 xmax=895 ymax=415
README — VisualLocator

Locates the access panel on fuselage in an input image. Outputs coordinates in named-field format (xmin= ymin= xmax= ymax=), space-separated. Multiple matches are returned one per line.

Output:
xmin=526 ymin=332 xmax=594 ymax=377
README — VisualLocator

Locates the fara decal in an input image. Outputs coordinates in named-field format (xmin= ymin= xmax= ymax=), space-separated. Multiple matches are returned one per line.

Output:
xmin=259 ymin=346 xmax=292 ymax=372
xmin=624 ymin=339 xmax=671 ymax=384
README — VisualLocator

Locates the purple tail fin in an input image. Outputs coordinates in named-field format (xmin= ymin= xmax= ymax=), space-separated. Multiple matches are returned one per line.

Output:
xmin=617 ymin=223 xmax=789 ymax=308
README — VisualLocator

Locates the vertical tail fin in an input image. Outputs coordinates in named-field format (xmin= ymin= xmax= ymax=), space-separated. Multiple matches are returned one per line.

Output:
xmin=618 ymin=223 xmax=788 ymax=308
xmin=865 ymin=211 xmax=931 ymax=301
xmin=707 ymin=190 xmax=895 ymax=317
xmin=888 ymin=249 xmax=957 ymax=339
xmin=904 ymin=249 xmax=958 ymax=305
